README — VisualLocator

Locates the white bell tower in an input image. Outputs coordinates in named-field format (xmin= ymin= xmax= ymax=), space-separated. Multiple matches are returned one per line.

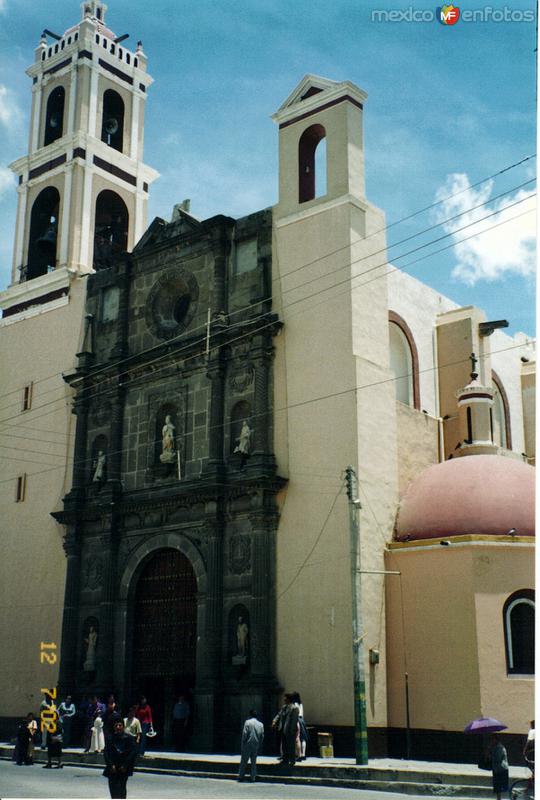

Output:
xmin=1 ymin=0 xmax=158 ymax=318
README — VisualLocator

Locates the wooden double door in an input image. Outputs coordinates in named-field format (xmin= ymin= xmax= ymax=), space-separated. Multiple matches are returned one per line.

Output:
xmin=132 ymin=549 xmax=197 ymax=748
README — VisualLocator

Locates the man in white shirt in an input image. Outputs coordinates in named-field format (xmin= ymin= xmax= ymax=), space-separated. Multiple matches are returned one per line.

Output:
xmin=238 ymin=710 xmax=264 ymax=783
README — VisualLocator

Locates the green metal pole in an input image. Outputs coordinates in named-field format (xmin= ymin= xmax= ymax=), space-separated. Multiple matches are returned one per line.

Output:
xmin=346 ymin=466 xmax=368 ymax=765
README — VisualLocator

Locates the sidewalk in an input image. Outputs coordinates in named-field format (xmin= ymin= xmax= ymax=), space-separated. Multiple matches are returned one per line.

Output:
xmin=0 ymin=744 xmax=530 ymax=797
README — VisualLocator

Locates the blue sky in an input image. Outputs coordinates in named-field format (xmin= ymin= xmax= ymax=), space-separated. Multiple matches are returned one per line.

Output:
xmin=0 ymin=0 xmax=536 ymax=334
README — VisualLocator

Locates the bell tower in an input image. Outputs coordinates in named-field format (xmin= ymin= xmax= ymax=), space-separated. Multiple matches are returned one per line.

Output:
xmin=1 ymin=0 xmax=157 ymax=316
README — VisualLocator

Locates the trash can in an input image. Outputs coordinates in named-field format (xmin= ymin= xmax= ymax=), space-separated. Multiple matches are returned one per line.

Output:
xmin=317 ymin=731 xmax=334 ymax=758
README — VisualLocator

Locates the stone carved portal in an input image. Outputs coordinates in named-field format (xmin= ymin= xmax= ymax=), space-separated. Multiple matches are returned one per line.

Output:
xmin=132 ymin=549 xmax=197 ymax=747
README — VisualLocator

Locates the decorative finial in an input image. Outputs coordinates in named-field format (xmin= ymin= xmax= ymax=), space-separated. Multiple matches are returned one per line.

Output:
xmin=136 ymin=40 xmax=144 ymax=52
xmin=469 ymin=352 xmax=478 ymax=381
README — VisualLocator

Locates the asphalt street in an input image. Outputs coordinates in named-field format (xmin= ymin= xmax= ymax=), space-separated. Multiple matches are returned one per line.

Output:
xmin=0 ymin=761 xmax=440 ymax=799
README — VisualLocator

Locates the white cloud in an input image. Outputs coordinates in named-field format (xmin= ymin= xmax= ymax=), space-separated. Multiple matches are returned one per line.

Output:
xmin=0 ymin=165 xmax=14 ymax=197
xmin=0 ymin=84 xmax=23 ymax=129
xmin=433 ymin=173 xmax=536 ymax=285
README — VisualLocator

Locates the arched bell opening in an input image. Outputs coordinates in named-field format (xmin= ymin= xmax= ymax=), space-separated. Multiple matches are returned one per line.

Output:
xmin=101 ymin=89 xmax=125 ymax=152
xmin=93 ymin=190 xmax=129 ymax=270
xmin=26 ymin=186 xmax=60 ymax=280
xmin=298 ymin=123 xmax=326 ymax=203
xmin=44 ymin=86 xmax=65 ymax=146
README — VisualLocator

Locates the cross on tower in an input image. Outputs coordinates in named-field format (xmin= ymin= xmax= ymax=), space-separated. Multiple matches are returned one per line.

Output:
xmin=469 ymin=352 xmax=478 ymax=381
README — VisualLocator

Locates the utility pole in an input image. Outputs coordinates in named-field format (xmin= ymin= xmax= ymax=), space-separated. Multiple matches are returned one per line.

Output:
xmin=345 ymin=465 xmax=368 ymax=765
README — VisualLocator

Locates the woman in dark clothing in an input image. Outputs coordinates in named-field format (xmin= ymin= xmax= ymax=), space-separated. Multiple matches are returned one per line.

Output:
xmin=490 ymin=733 xmax=509 ymax=800
xmin=103 ymin=719 xmax=137 ymax=799
xmin=103 ymin=699 xmax=122 ymax=742
xmin=13 ymin=718 xmax=32 ymax=765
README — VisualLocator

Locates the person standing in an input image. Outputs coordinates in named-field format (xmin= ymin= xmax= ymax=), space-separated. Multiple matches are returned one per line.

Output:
xmin=57 ymin=696 xmax=76 ymax=747
xmin=172 ymin=695 xmax=190 ymax=752
xmin=490 ymin=733 xmax=509 ymax=800
xmin=13 ymin=717 xmax=32 ymax=765
xmin=292 ymin=692 xmax=308 ymax=760
xmin=281 ymin=694 xmax=299 ymax=767
xmin=238 ymin=710 xmax=264 ymax=783
xmin=135 ymin=697 xmax=153 ymax=756
xmin=91 ymin=711 xmax=105 ymax=753
xmin=103 ymin=698 xmax=122 ymax=743
xmin=85 ymin=695 xmax=105 ymax=752
xmin=26 ymin=713 xmax=38 ymax=764
xmin=39 ymin=693 xmax=55 ymax=750
xmin=103 ymin=719 xmax=137 ymax=799
xmin=124 ymin=706 xmax=142 ymax=748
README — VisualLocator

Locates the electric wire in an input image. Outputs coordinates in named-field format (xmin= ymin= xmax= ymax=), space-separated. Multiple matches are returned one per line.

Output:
xmin=0 ymin=154 xmax=534 ymax=407
xmin=0 ymin=195 xmax=534 ymax=431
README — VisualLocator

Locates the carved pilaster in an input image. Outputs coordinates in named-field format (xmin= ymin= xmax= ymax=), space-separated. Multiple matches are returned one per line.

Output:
xmin=96 ymin=522 xmax=118 ymax=693
xmin=200 ymin=522 xmax=224 ymax=687
xmin=110 ymin=262 xmax=130 ymax=361
xmin=108 ymin=389 xmax=125 ymax=486
xmin=205 ymin=359 xmax=225 ymax=474
xmin=58 ymin=528 xmax=82 ymax=696
xmin=71 ymin=398 xmax=89 ymax=495
xmin=210 ymin=228 xmax=231 ymax=320
xmin=248 ymin=335 xmax=276 ymax=472
xmin=248 ymin=511 xmax=277 ymax=677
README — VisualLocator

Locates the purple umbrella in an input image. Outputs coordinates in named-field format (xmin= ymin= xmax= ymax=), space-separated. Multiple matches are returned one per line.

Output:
xmin=464 ymin=716 xmax=508 ymax=734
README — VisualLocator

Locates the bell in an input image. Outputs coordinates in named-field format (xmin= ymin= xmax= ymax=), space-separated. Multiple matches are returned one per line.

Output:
xmin=36 ymin=222 xmax=57 ymax=255
xmin=105 ymin=117 xmax=119 ymax=136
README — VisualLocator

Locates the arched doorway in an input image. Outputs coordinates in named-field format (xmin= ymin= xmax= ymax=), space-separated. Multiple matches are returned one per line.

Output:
xmin=132 ymin=549 xmax=197 ymax=748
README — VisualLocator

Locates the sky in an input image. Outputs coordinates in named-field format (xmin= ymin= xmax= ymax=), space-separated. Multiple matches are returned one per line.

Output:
xmin=0 ymin=0 xmax=536 ymax=335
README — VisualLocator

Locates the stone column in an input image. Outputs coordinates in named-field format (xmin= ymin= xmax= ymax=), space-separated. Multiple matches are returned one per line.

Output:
xmin=248 ymin=335 xmax=275 ymax=472
xmin=110 ymin=263 xmax=130 ymax=361
xmin=193 ymin=519 xmax=223 ymax=751
xmin=70 ymin=397 xmax=89 ymax=498
xmin=108 ymin=389 xmax=125 ymax=488
xmin=205 ymin=359 xmax=225 ymax=477
xmin=96 ymin=519 xmax=118 ymax=694
xmin=57 ymin=528 xmax=82 ymax=696
xmin=210 ymin=228 xmax=231 ymax=322
xmin=248 ymin=510 xmax=277 ymax=678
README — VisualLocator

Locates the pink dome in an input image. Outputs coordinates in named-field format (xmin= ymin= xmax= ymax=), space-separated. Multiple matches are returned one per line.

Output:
xmin=395 ymin=455 xmax=535 ymax=541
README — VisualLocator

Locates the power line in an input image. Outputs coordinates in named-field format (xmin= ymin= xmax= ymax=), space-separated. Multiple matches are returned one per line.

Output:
xmin=0 ymin=338 xmax=533 ymax=484
xmin=1 ymin=193 xmax=534 ymax=435
xmin=0 ymin=154 xmax=534 ymax=408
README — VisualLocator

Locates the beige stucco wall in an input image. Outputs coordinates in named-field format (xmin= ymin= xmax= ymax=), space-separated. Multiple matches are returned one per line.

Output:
xmin=0 ymin=279 xmax=86 ymax=715
xmin=521 ymin=365 xmax=535 ymax=465
xmin=395 ymin=402 xmax=440 ymax=496
xmin=273 ymin=199 xmax=358 ymax=726
xmin=385 ymin=540 xmax=534 ymax=734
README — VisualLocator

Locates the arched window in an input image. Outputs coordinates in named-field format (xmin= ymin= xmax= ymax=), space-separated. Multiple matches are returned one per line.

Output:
xmin=44 ymin=86 xmax=65 ymax=146
xmin=492 ymin=371 xmax=511 ymax=450
xmin=388 ymin=312 xmax=420 ymax=409
xmin=27 ymin=187 xmax=60 ymax=280
xmin=298 ymin=124 xmax=326 ymax=203
xmin=504 ymin=590 xmax=534 ymax=675
xmin=101 ymin=89 xmax=124 ymax=152
xmin=93 ymin=190 xmax=129 ymax=270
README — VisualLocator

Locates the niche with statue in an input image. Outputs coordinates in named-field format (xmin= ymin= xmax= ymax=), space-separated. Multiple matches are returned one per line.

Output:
xmin=90 ymin=434 xmax=108 ymax=488
xmin=229 ymin=401 xmax=253 ymax=468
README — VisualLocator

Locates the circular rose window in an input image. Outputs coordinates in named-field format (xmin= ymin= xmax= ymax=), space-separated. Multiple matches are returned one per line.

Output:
xmin=145 ymin=268 xmax=199 ymax=340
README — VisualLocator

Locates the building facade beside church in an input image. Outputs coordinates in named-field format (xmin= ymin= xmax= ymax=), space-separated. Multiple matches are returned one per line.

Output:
xmin=0 ymin=1 xmax=535 ymax=760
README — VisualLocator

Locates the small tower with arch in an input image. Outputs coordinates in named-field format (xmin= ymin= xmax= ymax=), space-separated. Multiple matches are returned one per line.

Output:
xmin=1 ymin=0 xmax=157 ymax=314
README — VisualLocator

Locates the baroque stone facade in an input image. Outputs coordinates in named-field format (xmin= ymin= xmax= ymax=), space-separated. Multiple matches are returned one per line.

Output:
xmin=54 ymin=206 xmax=284 ymax=751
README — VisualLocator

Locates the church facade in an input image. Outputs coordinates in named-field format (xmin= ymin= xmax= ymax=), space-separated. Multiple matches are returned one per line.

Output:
xmin=53 ymin=205 xmax=284 ymax=751
xmin=0 ymin=1 xmax=534 ymax=760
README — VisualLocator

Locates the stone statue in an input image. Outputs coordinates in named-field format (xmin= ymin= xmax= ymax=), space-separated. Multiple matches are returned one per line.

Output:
xmin=236 ymin=616 xmax=249 ymax=658
xmin=92 ymin=450 xmax=107 ymax=483
xmin=234 ymin=420 xmax=252 ymax=455
xmin=160 ymin=415 xmax=176 ymax=464
xmin=83 ymin=625 xmax=98 ymax=671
